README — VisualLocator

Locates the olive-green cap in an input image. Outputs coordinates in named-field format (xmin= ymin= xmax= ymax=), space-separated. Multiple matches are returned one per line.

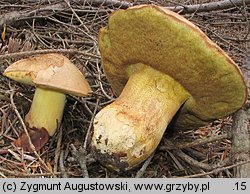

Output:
xmin=98 ymin=5 xmax=247 ymax=130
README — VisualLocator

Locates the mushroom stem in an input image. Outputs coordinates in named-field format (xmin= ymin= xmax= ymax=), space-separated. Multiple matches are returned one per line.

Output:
xmin=14 ymin=87 xmax=66 ymax=151
xmin=92 ymin=65 xmax=190 ymax=170
xmin=26 ymin=87 xmax=66 ymax=136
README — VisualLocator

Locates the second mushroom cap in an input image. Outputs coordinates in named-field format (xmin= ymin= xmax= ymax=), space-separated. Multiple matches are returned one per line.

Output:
xmin=4 ymin=53 xmax=91 ymax=96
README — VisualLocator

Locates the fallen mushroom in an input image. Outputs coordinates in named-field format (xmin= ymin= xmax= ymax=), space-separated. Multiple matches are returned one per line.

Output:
xmin=91 ymin=5 xmax=248 ymax=171
xmin=4 ymin=53 xmax=92 ymax=152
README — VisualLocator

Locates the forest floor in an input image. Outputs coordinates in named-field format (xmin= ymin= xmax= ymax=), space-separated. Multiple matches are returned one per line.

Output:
xmin=0 ymin=0 xmax=249 ymax=178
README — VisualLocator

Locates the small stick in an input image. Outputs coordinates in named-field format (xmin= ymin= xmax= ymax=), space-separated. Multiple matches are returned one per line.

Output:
xmin=59 ymin=150 xmax=68 ymax=178
xmin=168 ymin=0 xmax=250 ymax=14
xmin=63 ymin=0 xmax=94 ymax=40
xmin=0 ymin=3 xmax=66 ymax=29
xmin=96 ymin=61 xmax=114 ymax=100
xmin=0 ymin=172 xmax=7 ymax=178
xmin=135 ymin=152 xmax=155 ymax=178
xmin=83 ymin=98 xmax=100 ymax=151
xmin=0 ymin=108 xmax=7 ymax=136
xmin=70 ymin=144 xmax=89 ymax=178
xmin=54 ymin=126 xmax=63 ymax=173
xmin=0 ymin=49 xmax=100 ymax=60
xmin=182 ymin=159 xmax=250 ymax=178
xmin=161 ymin=133 xmax=230 ymax=150
xmin=167 ymin=150 xmax=185 ymax=171
xmin=86 ymin=0 xmax=250 ymax=13
xmin=173 ymin=149 xmax=212 ymax=171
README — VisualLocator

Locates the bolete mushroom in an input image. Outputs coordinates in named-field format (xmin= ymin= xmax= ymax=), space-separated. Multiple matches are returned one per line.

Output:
xmin=4 ymin=53 xmax=92 ymax=152
xmin=91 ymin=5 xmax=248 ymax=171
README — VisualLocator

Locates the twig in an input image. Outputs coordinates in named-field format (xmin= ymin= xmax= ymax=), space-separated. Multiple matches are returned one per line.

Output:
xmin=167 ymin=150 xmax=185 ymax=171
xmin=161 ymin=133 xmax=230 ymax=150
xmin=47 ymin=16 xmax=98 ymax=45
xmin=86 ymin=0 xmax=132 ymax=8
xmin=173 ymin=149 xmax=213 ymax=171
xmin=8 ymin=149 xmax=22 ymax=162
xmin=135 ymin=152 xmax=155 ymax=178
xmin=64 ymin=0 xmax=91 ymax=35
xmin=168 ymin=0 xmax=250 ymax=14
xmin=184 ymin=147 xmax=206 ymax=161
xmin=54 ymin=126 xmax=63 ymax=173
xmin=96 ymin=60 xmax=114 ymax=100
xmin=72 ymin=0 xmax=250 ymax=12
xmin=83 ymin=98 xmax=100 ymax=151
xmin=0 ymin=108 xmax=7 ymax=136
xmin=64 ymin=0 xmax=85 ymax=27
xmin=0 ymin=3 xmax=66 ymax=28
xmin=182 ymin=159 xmax=250 ymax=178
xmin=70 ymin=144 xmax=89 ymax=178
xmin=0 ymin=49 xmax=100 ymax=60
xmin=242 ymin=43 xmax=250 ymax=95
xmin=59 ymin=150 xmax=68 ymax=178
xmin=21 ymin=0 xmax=133 ymax=8
xmin=0 ymin=172 xmax=7 ymax=178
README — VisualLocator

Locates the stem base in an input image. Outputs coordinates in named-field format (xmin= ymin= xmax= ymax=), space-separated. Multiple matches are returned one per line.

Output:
xmin=15 ymin=88 xmax=66 ymax=152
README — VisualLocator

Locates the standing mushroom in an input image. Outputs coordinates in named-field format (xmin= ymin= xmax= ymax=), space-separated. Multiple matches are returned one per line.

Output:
xmin=4 ymin=53 xmax=92 ymax=152
xmin=91 ymin=5 xmax=248 ymax=171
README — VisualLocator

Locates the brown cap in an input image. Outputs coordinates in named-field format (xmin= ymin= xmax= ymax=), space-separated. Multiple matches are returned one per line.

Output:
xmin=98 ymin=5 xmax=247 ymax=130
xmin=4 ymin=53 xmax=92 ymax=96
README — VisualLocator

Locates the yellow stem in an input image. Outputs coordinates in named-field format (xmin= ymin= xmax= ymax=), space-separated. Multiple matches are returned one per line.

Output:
xmin=92 ymin=65 xmax=190 ymax=170
xmin=25 ymin=87 xmax=66 ymax=136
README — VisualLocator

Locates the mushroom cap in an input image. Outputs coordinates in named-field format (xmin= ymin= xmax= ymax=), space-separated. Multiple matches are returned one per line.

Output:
xmin=4 ymin=53 xmax=92 ymax=96
xmin=98 ymin=5 xmax=247 ymax=130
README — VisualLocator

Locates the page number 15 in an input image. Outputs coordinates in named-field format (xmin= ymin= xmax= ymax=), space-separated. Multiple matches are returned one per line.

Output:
xmin=234 ymin=182 xmax=247 ymax=191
